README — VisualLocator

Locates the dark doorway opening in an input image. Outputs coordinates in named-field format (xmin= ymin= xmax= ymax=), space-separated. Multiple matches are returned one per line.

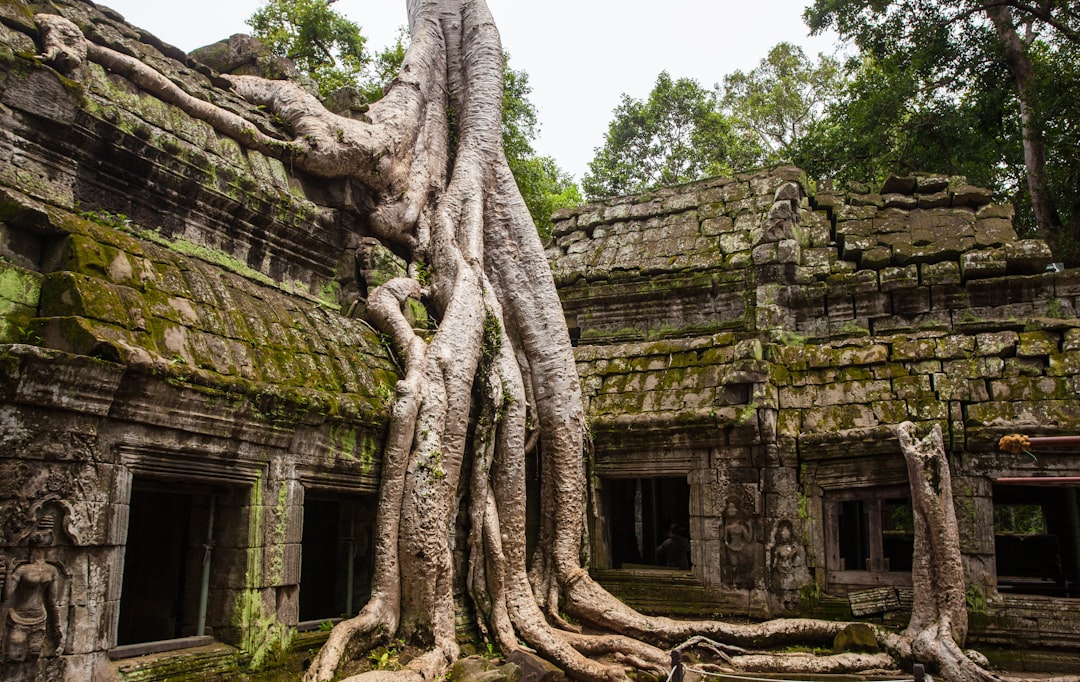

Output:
xmin=993 ymin=483 xmax=1080 ymax=596
xmin=299 ymin=494 xmax=375 ymax=623
xmin=116 ymin=483 xmax=217 ymax=645
xmin=604 ymin=477 xmax=690 ymax=569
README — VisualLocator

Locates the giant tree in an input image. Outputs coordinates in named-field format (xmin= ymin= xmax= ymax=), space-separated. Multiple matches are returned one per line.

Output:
xmin=35 ymin=3 xmax=1025 ymax=681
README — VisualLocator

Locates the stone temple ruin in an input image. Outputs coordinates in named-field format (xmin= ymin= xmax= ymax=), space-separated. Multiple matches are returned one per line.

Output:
xmin=2 ymin=1 xmax=1080 ymax=680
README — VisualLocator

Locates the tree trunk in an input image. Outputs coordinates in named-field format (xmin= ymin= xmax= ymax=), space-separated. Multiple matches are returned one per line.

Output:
xmin=985 ymin=4 xmax=1062 ymax=235
xmin=896 ymin=422 xmax=997 ymax=682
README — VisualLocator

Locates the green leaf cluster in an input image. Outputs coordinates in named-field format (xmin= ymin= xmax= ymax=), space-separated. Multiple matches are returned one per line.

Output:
xmin=247 ymin=0 xmax=368 ymax=97
xmin=721 ymin=42 xmax=843 ymax=162
xmin=583 ymin=72 xmax=764 ymax=200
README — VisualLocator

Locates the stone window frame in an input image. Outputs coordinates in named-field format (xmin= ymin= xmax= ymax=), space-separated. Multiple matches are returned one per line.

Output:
xmin=823 ymin=484 xmax=914 ymax=589
xmin=108 ymin=445 xmax=267 ymax=656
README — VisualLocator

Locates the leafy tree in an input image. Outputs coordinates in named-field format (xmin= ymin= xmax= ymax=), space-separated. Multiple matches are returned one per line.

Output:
xmin=790 ymin=51 xmax=1020 ymax=193
xmin=720 ymin=42 xmax=843 ymax=162
xmin=247 ymin=0 xmax=367 ymax=97
xmin=583 ymin=71 xmax=763 ymax=200
xmin=804 ymin=0 xmax=1080 ymax=238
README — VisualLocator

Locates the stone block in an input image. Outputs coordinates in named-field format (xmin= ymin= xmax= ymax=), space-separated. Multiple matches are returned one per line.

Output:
xmin=3 ymin=68 xmax=81 ymax=125
xmin=871 ymin=400 xmax=909 ymax=424
xmin=917 ymin=191 xmax=951 ymax=208
xmin=777 ymin=238 xmax=804 ymax=267
xmin=937 ymin=334 xmax=975 ymax=358
xmin=883 ymin=193 xmax=918 ymax=210
xmin=915 ymin=175 xmax=950 ymax=193
xmin=850 ymin=193 xmax=883 ymax=207
xmin=853 ymin=291 xmax=891 ymax=318
xmin=960 ymin=248 xmax=1007 ymax=280
xmin=1005 ymin=239 xmax=1054 ymax=274
xmin=920 ymin=261 xmax=961 ymax=286
xmin=752 ymin=242 xmax=778 ymax=265
xmin=892 ymin=336 xmax=939 ymax=361
xmin=859 ymin=246 xmax=892 ymax=269
xmin=974 ymin=217 xmax=1019 ymax=247
xmin=1064 ymin=329 xmax=1080 ymax=352
xmin=1048 ymin=351 xmax=1080 ymax=376
xmin=952 ymin=184 xmax=993 ymax=207
xmin=701 ymin=215 xmax=734 ymax=236
xmin=893 ymin=375 xmax=933 ymax=399
xmin=878 ymin=264 xmax=919 ymax=291
xmin=1017 ymin=330 xmax=1059 ymax=357
xmin=881 ymin=175 xmax=917 ymax=195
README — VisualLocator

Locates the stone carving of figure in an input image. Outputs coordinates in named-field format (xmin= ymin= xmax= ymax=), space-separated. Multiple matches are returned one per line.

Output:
xmin=771 ymin=519 xmax=803 ymax=591
xmin=1 ymin=520 xmax=63 ymax=662
xmin=722 ymin=498 xmax=754 ymax=589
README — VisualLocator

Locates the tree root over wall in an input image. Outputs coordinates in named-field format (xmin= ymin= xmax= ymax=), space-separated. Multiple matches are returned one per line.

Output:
xmin=32 ymin=6 xmax=1079 ymax=682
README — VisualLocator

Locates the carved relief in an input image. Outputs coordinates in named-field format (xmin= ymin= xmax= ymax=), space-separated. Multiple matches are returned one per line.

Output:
xmin=0 ymin=506 xmax=69 ymax=662
xmin=768 ymin=519 xmax=808 ymax=610
xmin=721 ymin=497 xmax=755 ymax=589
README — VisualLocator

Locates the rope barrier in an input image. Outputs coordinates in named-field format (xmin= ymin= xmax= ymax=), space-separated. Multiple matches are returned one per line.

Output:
xmin=680 ymin=665 xmax=915 ymax=682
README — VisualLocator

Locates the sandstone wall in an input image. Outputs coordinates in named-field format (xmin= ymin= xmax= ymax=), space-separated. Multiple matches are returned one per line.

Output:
xmin=550 ymin=167 xmax=1080 ymax=656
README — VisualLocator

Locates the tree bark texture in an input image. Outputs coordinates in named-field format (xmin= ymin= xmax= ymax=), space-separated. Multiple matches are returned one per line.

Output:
xmin=896 ymin=422 xmax=998 ymax=682
xmin=985 ymin=4 xmax=1063 ymax=235
xmin=31 ymin=6 xmax=1045 ymax=682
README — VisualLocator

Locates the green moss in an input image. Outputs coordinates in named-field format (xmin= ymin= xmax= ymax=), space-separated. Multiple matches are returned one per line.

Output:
xmin=965 ymin=584 xmax=988 ymax=615
xmin=0 ymin=262 xmax=42 ymax=343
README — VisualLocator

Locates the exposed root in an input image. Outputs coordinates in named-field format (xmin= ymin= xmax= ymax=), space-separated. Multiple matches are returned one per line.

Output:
xmin=674 ymin=635 xmax=747 ymax=663
xmin=725 ymin=652 xmax=899 ymax=674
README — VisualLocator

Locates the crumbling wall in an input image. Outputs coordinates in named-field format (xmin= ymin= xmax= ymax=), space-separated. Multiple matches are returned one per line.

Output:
xmin=0 ymin=2 xmax=399 ymax=680
xmin=550 ymin=167 xmax=1080 ymax=656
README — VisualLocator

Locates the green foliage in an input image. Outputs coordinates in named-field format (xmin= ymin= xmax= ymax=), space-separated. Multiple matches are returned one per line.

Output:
xmin=584 ymin=71 xmax=764 ymax=200
xmin=966 ymin=584 xmax=989 ymax=615
xmin=801 ymin=0 xmax=1080 ymax=254
xmin=247 ymin=0 xmax=367 ymax=97
xmin=368 ymin=639 xmax=405 ymax=670
xmin=720 ymin=42 xmax=843 ymax=161
xmin=993 ymin=503 xmax=1045 ymax=535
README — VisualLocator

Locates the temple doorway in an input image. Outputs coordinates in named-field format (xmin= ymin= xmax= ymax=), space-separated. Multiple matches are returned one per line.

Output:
xmin=116 ymin=482 xmax=220 ymax=645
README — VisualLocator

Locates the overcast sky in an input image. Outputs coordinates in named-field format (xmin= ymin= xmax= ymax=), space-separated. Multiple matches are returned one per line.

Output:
xmin=96 ymin=1 xmax=843 ymax=182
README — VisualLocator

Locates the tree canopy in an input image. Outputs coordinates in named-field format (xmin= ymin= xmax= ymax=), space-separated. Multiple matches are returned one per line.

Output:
xmin=583 ymin=71 xmax=763 ymax=200
xmin=720 ymin=42 xmax=842 ymax=162
xmin=803 ymin=0 xmax=1080 ymax=252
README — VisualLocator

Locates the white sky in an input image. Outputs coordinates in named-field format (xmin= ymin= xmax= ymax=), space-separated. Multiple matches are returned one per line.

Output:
xmin=95 ymin=1 xmax=843 ymax=182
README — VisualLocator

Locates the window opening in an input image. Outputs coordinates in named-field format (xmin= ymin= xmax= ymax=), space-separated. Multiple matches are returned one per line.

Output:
xmin=116 ymin=484 xmax=217 ymax=645
xmin=603 ymin=477 xmax=690 ymax=569
xmin=993 ymin=484 xmax=1080 ymax=596
xmin=825 ymin=485 xmax=913 ymax=589
xmin=299 ymin=495 xmax=375 ymax=623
